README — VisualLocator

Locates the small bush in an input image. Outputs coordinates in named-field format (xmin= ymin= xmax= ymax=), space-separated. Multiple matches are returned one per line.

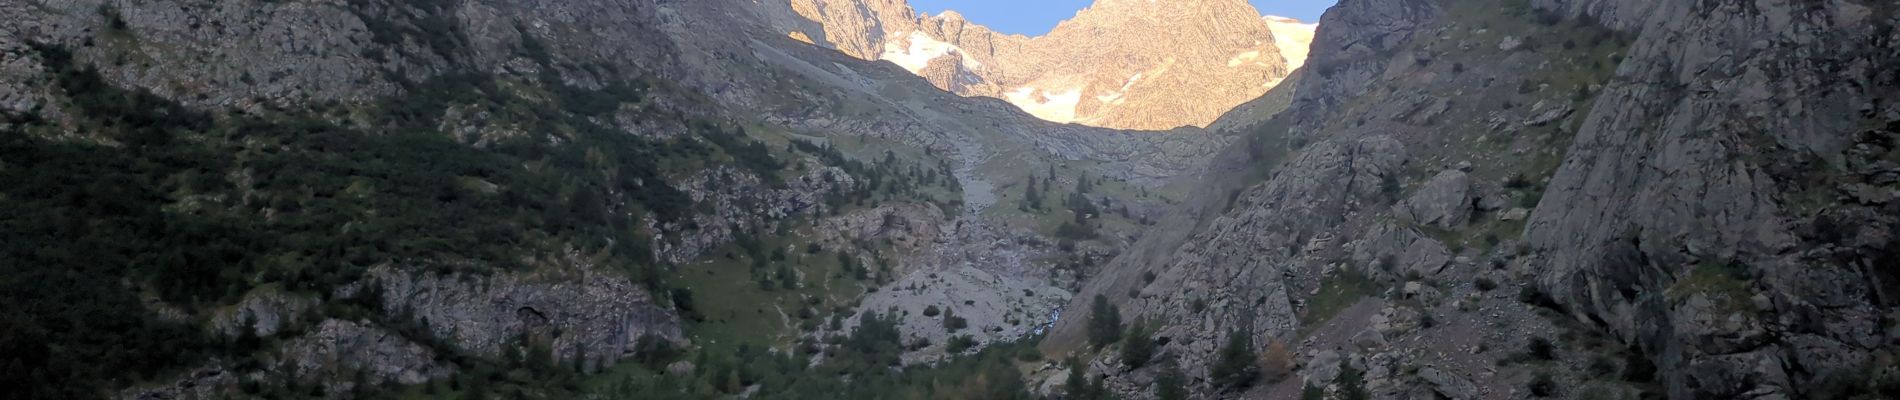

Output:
xmin=1262 ymin=340 xmax=1293 ymax=383
xmin=1518 ymin=286 xmax=1564 ymax=311
xmin=1529 ymin=373 xmax=1559 ymax=397
xmin=1528 ymin=337 xmax=1558 ymax=361
xmin=1475 ymin=277 xmax=1499 ymax=291
xmin=945 ymin=335 xmax=977 ymax=353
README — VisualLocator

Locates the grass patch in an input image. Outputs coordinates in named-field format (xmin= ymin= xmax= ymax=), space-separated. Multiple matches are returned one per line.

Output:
xmin=1665 ymin=260 xmax=1758 ymax=315
xmin=672 ymin=234 xmax=869 ymax=354
xmin=1300 ymin=268 xmax=1383 ymax=336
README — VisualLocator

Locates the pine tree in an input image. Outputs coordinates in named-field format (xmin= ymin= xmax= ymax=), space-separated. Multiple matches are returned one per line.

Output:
xmin=1120 ymin=320 xmax=1155 ymax=369
xmin=1155 ymin=359 xmax=1188 ymax=400
xmin=1064 ymin=357 xmax=1105 ymax=400
xmin=1087 ymin=295 xmax=1123 ymax=348
xmin=1211 ymin=330 xmax=1260 ymax=390
xmin=1024 ymin=177 xmax=1043 ymax=211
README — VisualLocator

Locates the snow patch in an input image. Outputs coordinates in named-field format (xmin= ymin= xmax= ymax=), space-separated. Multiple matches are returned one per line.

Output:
xmin=1004 ymin=86 xmax=1083 ymax=123
xmin=878 ymin=31 xmax=984 ymax=74
xmin=1264 ymin=16 xmax=1318 ymax=71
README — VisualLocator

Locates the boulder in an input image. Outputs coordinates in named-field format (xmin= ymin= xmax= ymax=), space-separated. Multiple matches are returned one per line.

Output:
xmin=1418 ymin=367 xmax=1479 ymax=400
xmin=1402 ymin=238 xmax=1454 ymax=276
xmin=1396 ymin=170 xmax=1472 ymax=228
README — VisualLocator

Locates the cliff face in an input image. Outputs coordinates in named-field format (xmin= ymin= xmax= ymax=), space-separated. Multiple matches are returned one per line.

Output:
xmin=1522 ymin=0 xmax=1900 ymax=398
xmin=1051 ymin=0 xmax=1900 ymax=398
xmin=761 ymin=0 xmax=1315 ymax=130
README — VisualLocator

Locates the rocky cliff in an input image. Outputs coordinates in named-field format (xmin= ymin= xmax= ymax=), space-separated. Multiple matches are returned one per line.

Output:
xmin=758 ymin=0 xmax=1316 ymax=130
xmin=1048 ymin=0 xmax=1900 ymax=399
xmin=1521 ymin=0 xmax=1900 ymax=398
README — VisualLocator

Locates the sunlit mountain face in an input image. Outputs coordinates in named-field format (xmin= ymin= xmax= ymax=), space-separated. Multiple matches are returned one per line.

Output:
xmin=772 ymin=0 xmax=1316 ymax=130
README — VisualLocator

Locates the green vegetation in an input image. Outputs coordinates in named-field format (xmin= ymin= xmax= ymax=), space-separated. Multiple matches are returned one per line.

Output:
xmin=1665 ymin=259 xmax=1758 ymax=315
xmin=1063 ymin=356 xmax=1110 ymax=400
xmin=1 ymin=38 xmax=951 ymax=399
xmin=1530 ymin=372 xmax=1560 ymax=397
xmin=946 ymin=335 xmax=978 ymax=354
xmin=1210 ymin=330 xmax=1260 ymax=391
xmin=669 ymin=235 xmax=875 ymax=353
xmin=457 ymin=312 xmax=1039 ymax=400
xmin=787 ymin=140 xmax=962 ymax=214
xmin=1300 ymin=267 xmax=1382 ymax=334
xmin=1087 ymin=294 xmax=1124 ymax=348
xmin=1120 ymin=320 xmax=1156 ymax=369
xmin=1154 ymin=359 xmax=1188 ymax=400
xmin=1499 ymin=336 xmax=1563 ymax=366
xmin=1334 ymin=363 xmax=1370 ymax=400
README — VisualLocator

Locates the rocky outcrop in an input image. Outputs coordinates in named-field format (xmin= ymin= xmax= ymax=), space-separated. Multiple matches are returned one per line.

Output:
xmin=277 ymin=319 xmax=455 ymax=391
xmin=812 ymin=202 xmax=948 ymax=260
xmin=119 ymin=366 xmax=238 ymax=400
xmin=1521 ymin=0 xmax=1900 ymax=398
xmin=0 ymin=31 xmax=60 ymax=128
xmin=757 ymin=0 xmax=1313 ymax=130
xmin=213 ymin=287 xmax=318 ymax=338
xmin=369 ymin=252 xmax=684 ymax=370
xmin=1280 ymin=0 xmax=1441 ymax=140
xmin=1395 ymin=169 xmax=1472 ymax=228
xmin=663 ymin=165 xmax=859 ymax=264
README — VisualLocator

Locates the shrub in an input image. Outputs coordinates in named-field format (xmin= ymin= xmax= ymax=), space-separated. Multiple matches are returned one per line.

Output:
xmin=1529 ymin=373 xmax=1558 ymax=397
xmin=1475 ymin=277 xmax=1499 ymax=291
xmin=942 ymin=308 xmax=968 ymax=332
xmin=1262 ymin=339 xmax=1293 ymax=383
xmin=946 ymin=335 xmax=977 ymax=354
xmin=1528 ymin=337 xmax=1557 ymax=361
xmin=1336 ymin=363 xmax=1369 ymax=400
xmin=1518 ymin=286 xmax=1564 ymax=311
xmin=923 ymin=305 xmax=941 ymax=317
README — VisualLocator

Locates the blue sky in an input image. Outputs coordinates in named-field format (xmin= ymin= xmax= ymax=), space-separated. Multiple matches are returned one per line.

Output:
xmin=907 ymin=0 xmax=1336 ymax=36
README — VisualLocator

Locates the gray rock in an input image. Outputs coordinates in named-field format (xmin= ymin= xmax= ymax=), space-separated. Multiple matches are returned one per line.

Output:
xmin=1418 ymin=367 xmax=1479 ymax=400
xmin=370 ymin=251 xmax=684 ymax=366
xmin=119 ymin=366 xmax=236 ymax=400
xmin=1402 ymin=238 xmax=1453 ymax=276
xmin=1396 ymin=169 xmax=1473 ymax=228
xmin=212 ymin=287 xmax=317 ymax=338
xmin=278 ymin=319 xmax=455 ymax=390
xmin=1499 ymin=36 xmax=1524 ymax=51
xmin=1522 ymin=100 xmax=1573 ymax=126
xmin=1522 ymin=0 xmax=1900 ymax=397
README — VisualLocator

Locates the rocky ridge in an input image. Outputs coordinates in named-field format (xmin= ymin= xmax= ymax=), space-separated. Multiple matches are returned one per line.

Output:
xmin=757 ymin=0 xmax=1316 ymax=130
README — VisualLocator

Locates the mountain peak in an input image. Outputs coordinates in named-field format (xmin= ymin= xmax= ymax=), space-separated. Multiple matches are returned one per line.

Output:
xmin=765 ymin=0 xmax=1315 ymax=130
